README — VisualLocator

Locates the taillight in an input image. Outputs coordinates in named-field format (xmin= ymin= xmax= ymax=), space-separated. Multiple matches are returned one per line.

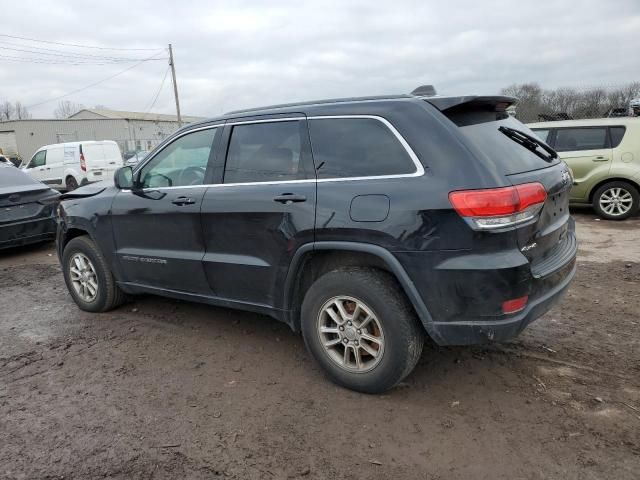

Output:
xmin=502 ymin=295 xmax=528 ymax=314
xmin=449 ymin=182 xmax=547 ymax=230
xmin=80 ymin=153 xmax=86 ymax=172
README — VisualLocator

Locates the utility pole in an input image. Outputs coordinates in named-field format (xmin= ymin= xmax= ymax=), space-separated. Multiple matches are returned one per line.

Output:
xmin=168 ymin=44 xmax=182 ymax=128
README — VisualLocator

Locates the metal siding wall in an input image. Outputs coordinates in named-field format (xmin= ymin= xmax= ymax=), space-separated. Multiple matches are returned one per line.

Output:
xmin=0 ymin=119 xmax=183 ymax=161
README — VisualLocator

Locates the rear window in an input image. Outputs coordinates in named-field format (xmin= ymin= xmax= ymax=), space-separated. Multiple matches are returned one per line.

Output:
xmin=610 ymin=126 xmax=626 ymax=148
xmin=447 ymin=112 xmax=559 ymax=175
xmin=308 ymin=118 xmax=416 ymax=179
xmin=555 ymin=127 xmax=608 ymax=152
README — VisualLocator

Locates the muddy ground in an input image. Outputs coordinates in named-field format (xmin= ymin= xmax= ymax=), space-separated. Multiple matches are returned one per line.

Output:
xmin=0 ymin=211 xmax=638 ymax=479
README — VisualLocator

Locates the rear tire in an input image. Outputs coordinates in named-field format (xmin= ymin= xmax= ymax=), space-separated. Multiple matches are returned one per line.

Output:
xmin=592 ymin=181 xmax=639 ymax=220
xmin=66 ymin=176 xmax=79 ymax=191
xmin=62 ymin=236 xmax=126 ymax=312
xmin=301 ymin=268 xmax=424 ymax=393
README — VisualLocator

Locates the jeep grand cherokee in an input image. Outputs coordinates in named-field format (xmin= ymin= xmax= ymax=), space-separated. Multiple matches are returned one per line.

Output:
xmin=56 ymin=92 xmax=577 ymax=393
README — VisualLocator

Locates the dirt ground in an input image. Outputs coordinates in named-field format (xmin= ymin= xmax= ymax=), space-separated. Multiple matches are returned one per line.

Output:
xmin=1 ymin=211 xmax=638 ymax=480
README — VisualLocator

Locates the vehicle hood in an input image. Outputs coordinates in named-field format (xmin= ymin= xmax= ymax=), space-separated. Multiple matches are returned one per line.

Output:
xmin=60 ymin=180 xmax=113 ymax=200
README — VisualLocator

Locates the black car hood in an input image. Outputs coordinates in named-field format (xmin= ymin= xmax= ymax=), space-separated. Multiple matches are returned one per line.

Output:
xmin=60 ymin=180 xmax=112 ymax=200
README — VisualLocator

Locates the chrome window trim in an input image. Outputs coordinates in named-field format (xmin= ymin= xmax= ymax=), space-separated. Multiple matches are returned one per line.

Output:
xmin=123 ymin=114 xmax=425 ymax=192
xmin=132 ymin=124 xmax=223 ymax=175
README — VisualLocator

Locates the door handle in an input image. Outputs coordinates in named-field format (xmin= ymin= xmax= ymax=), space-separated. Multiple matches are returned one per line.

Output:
xmin=273 ymin=193 xmax=307 ymax=204
xmin=172 ymin=196 xmax=196 ymax=206
xmin=46 ymin=167 xmax=51 ymax=170
xmin=593 ymin=156 xmax=609 ymax=162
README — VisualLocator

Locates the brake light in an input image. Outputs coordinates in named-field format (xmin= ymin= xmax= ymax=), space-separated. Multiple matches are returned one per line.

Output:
xmin=80 ymin=153 xmax=86 ymax=172
xmin=449 ymin=182 xmax=547 ymax=230
xmin=502 ymin=295 xmax=528 ymax=314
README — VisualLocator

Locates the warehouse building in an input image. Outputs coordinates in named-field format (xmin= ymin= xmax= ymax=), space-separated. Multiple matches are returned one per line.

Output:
xmin=0 ymin=109 xmax=204 ymax=165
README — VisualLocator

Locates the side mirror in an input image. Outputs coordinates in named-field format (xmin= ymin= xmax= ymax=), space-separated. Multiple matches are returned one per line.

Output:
xmin=114 ymin=166 xmax=134 ymax=189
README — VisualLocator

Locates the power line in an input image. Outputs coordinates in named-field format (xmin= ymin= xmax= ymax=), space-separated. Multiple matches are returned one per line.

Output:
xmin=0 ymin=41 xmax=165 ymax=62
xmin=0 ymin=33 xmax=162 ymax=51
xmin=145 ymin=65 xmax=171 ymax=113
xmin=26 ymin=52 xmax=167 ymax=108
xmin=0 ymin=52 xmax=167 ymax=65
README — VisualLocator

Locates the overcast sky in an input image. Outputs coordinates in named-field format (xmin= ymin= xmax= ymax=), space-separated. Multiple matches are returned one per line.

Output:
xmin=1 ymin=0 xmax=639 ymax=118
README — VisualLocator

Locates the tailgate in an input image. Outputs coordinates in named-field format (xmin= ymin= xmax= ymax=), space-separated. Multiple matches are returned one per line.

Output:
xmin=508 ymin=162 xmax=575 ymax=275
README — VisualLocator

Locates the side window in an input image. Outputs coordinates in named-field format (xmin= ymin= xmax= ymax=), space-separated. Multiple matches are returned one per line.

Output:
xmin=308 ymin=118 xmax=416 ymax=179
xmin=29 ymin=150 xmax=46 ymax=168
xmin=609 ymin=126 xmax=626 ymax=148
xmin=139 ymin=128 xmax=216 ymax=188
xmin=554 ymin=127 xmax=609 ymax=152
xmin=531 ymin=129 xmax=550 ymax=143
xmin=224 ymin=121 xmax=308 ymax=183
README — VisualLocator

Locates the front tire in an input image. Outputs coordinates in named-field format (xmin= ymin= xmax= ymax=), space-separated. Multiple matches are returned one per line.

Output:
xmin=592 ymin=181 xmax=639 ymax=220
xmin=62 ymin=236 xmax=126 ymax=312
xmin=66 ymin=176 xmax=79 ymax=191
xmin=301 ymin=268 xmax=424 ymax=393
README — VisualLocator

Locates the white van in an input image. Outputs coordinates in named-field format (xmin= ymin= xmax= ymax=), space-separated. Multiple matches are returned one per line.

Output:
xmin=22 ymin=141 xmax=123 ymax=190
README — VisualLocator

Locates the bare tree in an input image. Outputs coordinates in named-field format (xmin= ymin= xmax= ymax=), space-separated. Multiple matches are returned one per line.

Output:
xmin=54 ymin=100 xmax=85 ymax=119
xmin=13 ymin=101 xmax=31 ymax=120
xmin=0 ymin=101 xmax=15 ymax=121
xmin=502 ymin=82 xmax=640 ymax=121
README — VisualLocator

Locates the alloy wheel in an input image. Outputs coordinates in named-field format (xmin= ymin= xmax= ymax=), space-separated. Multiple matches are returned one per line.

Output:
xmin=69 ymin=253 xmax=99 ymax=302
xmin=599 ymin=187 xmax=633 ymax=216
xmin=317 ymin=296 xmax=385 ymax=373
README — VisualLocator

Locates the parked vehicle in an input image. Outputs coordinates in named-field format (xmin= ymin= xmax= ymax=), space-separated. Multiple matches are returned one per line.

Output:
xmin=56 ymin=93 xmax=577 ymax=393
xmin=22 ymin=141 xmax=123 ymax=191
xmin=125 ymin=150 xmax=150 ymax=167
xmin=0 ymin=162 xmax=59 ymax=249
xmin=529 ymin=118 xmax=640 ymax=219
xmin=605 ymin=107 xmax=631 ymax=118
xmin=0 ymin=155 xmax=14 ymax=166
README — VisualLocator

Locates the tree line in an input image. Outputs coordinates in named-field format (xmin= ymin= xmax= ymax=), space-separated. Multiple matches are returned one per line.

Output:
xmin=0 ymin=100 xmax=108 ymax=121
xmin=501 ymin=82 xmax=640 ymax=123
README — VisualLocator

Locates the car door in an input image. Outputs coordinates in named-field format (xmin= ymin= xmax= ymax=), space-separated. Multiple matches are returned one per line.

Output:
xmin=42 ymin=147 xmax=64 ymax=187
xmin=553 ymin=126 xmax=612 ymax=201
xmin=200 ymin=116 xmax=316 ymax=309
xmin=110 ymin=126 xmax=221 ymax=294
xmin=24 ymin=150 xmax=47 ymax=182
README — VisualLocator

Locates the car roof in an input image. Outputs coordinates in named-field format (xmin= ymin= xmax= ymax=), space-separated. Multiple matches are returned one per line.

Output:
xmin=184 ymin=94 xmax=516 ymax=130
xmin=38 ymin=140 xmax=118 ymax=151
xmin=527 ymin=117 xmax=640 ymax=128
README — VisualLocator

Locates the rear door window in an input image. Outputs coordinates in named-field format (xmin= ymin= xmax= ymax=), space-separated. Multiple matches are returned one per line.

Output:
xmin=554 ymin=127 xmax=609 ymax=152
xmin=224 ymin=120 xmax=309 ymax=183
xmin=308 ymin=117 xmax=417 ymax=179
xmin=609 ymin=126 xmax=626 ymax=148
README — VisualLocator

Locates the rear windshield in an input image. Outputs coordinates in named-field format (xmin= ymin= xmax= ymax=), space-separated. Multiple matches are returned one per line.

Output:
xmin=446 ymin=111 xmax=560 ymax=175
xmin=0 ymin=165 xmax=43 ymax=188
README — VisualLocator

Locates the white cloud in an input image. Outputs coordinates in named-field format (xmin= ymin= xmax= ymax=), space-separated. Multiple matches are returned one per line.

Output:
xmin=0 ymin=0 xmax=638 ymax=118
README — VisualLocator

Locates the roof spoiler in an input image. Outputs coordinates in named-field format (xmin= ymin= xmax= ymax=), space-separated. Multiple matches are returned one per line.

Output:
xmin=424 ymin=95 xmax=517 ymax=113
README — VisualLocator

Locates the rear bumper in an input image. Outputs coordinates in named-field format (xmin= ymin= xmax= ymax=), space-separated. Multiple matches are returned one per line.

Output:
xmin=429 ymin=259 xmax=575 ymax=345
xmin=395 ymin=222 xmax=577 ymax=346
xmin=0 ymin=217 xmax=56 ymax=250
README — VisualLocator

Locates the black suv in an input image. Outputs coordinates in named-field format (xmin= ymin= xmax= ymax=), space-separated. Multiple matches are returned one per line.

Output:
xmin=56 ymin=93 xmax=577 ymax=393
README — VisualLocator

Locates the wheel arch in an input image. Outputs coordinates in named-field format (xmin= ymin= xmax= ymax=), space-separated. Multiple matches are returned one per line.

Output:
xmin=283 ymin=242 xmax=443 ymax=343
xmin=588 ymin=177 xmax=640 ymax=203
